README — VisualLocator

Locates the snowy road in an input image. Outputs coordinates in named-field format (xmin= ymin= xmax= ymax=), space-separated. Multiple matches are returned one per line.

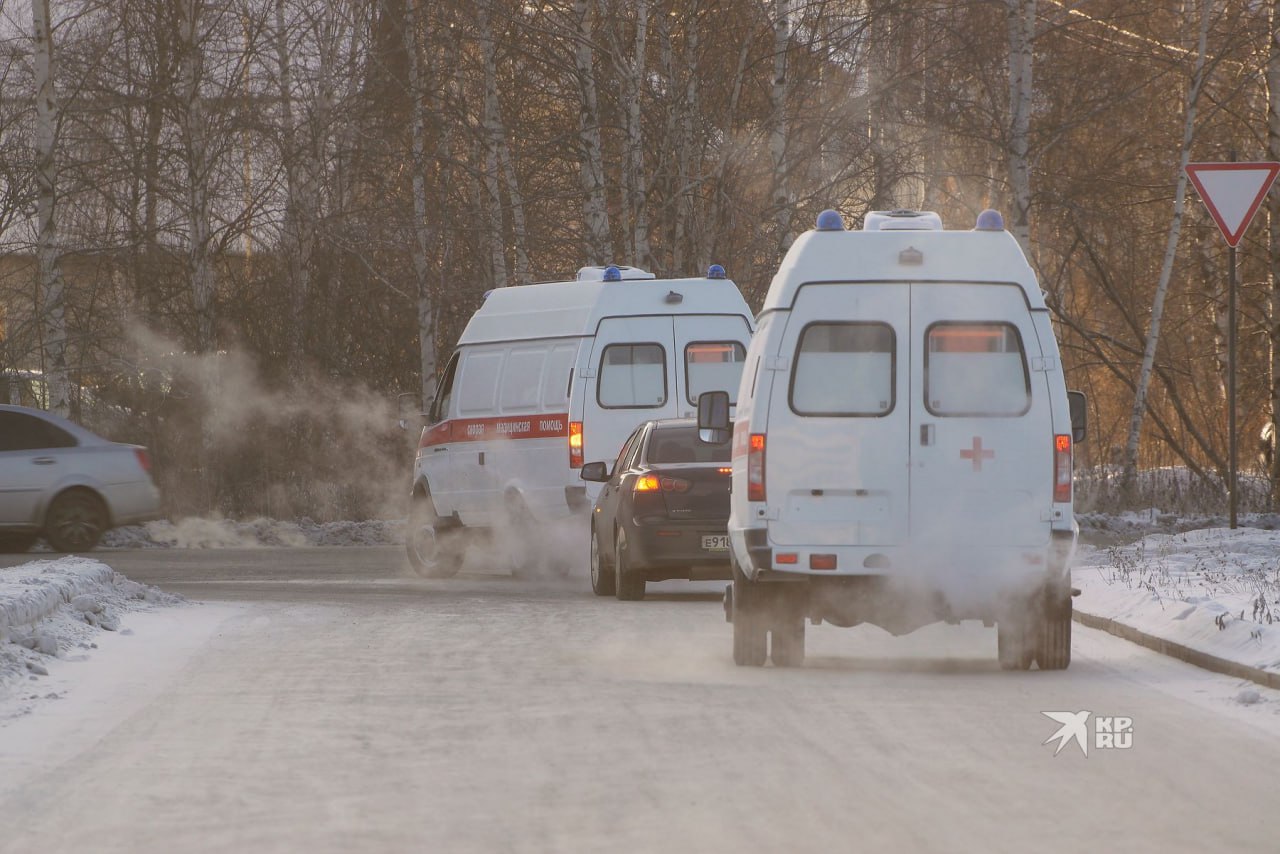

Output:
xmin=1 ymin=547 xmax=1278 ymax=853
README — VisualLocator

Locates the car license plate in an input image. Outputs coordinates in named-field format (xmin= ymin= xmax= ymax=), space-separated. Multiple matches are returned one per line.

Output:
xmin=702 ymin=535 xmax=729 ymax=551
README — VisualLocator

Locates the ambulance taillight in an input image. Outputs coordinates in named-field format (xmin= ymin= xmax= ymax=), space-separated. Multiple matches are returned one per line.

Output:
xmin=569 ymin=421 xmax=584 ymax=468
xmin=1053 ymin=434 xmax=1072 ymax=503
xmin=747 ymin=434 xmax=767 ymax=501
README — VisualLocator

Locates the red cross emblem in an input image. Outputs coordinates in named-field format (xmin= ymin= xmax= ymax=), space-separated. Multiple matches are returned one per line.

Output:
xmin=960 ymin=436 xmax=994 ymax=471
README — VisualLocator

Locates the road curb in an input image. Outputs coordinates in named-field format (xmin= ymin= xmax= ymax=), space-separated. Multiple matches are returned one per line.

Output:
xmin=1073 ymin=608 xmax=1280 ymax=691
xmin=0 ymin=561 xmax=115 ymax=638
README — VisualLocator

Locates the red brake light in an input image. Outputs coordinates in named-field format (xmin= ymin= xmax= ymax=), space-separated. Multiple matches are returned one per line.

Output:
xmin=810 ymin=554 xmax=837 ymax=570
xmin=776 ymin=552 xmax=798 ymax=565
xmin=134 ymin=448 xmax=152 ymax=474
xmin=1053 ymin=434 xmax=1072 ymax=503
xmin=569 ymin=421 xmax=583 ymax=468
xmin=747 ymin=433 xmax=766 ymax=501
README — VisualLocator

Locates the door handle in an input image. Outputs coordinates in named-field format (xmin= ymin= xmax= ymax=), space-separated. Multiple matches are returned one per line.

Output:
xmin=919 ymin=424 xmax=934 ymax=446
xmin=433 ymin=447 xmax=448 ymax=453
xmin=32 ymin=457 xmax=56 ymax=465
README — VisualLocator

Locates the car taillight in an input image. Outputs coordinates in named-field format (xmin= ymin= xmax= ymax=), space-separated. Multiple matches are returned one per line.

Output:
xmin=747 ymin=433 xmax=766 ymax=501
xmin=634 ymin=475 xmax=691 ymax=494
xmin=1053 ymin=434 xmax=1071 ymax=503
xmin=634 ymin=475 xmax=661 ymax=492
xmin=659 ymin=476 xmax=690 ymax=493
xmin=569 ymin=421 xmax=583 ymax=468
xmin=134 ymin=448 xmax=152 ymax=474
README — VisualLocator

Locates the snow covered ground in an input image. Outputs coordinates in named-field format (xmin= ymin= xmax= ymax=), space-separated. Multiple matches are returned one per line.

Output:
xmin=3 ymin=513 xmax=1280 ymax=720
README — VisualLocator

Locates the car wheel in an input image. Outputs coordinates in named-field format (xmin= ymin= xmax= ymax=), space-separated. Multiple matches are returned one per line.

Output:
xmin=731 ymin=565 xmax=767 ymax=667
xmin=589 ymin=526 xmax=616 ymax=597
xmin=997 ymin=617 xmax=1034 ymax=671
xmin=1036 ymin=599 xmax=1072 ymax=671
xmin=44 ymin=490 xmax=106 ymax=553
xmin=406 ymin=494 xmax=463 ymax=578
xmin=0 ymin=534 xmax=37 ymax=554
xmin=614 ymin=530 xmax=645 ymax=601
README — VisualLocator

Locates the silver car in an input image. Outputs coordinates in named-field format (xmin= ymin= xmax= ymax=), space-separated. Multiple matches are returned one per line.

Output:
xmin=0 ymin=404 xmax=161 ymax=553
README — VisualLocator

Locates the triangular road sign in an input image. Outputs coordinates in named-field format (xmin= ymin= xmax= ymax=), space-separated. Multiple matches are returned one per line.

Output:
xmin=1185 ymin=162 xmax=1280 ymax=247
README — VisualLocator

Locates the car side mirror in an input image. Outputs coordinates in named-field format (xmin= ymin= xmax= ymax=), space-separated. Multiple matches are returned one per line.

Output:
xmin=397 ymin=392 xmax=427 ymax=431
xmin=580 ymin=461 xmax=610 ymax=482
xmin=696 ymin=390 xmax=731 ymax=445
xmin=1067 ymin=390 xmax=1087 ymax=444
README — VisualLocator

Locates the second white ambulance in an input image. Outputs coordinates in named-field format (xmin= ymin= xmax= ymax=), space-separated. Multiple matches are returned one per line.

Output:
xmin=409 ymin=264 xmax=754 ymax=577
xmin=699 ymin=209 xmax=1086 ymax=670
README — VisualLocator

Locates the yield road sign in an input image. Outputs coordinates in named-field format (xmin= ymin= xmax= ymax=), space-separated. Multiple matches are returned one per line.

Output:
xmin=1185 ymin=162 xmax=1280 ymax=247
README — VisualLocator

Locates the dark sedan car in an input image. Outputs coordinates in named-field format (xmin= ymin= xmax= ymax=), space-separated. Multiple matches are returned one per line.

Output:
xmin=580 ymin=418 xmax=732 ymax=600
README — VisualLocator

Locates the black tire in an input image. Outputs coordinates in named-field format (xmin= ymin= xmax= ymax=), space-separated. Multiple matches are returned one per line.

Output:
xmin=732 ymin=568 xmax=767 ymax=667
xmin=1036 ymin=602 xmax=1072 ymax=671
xmin=44 ymin=490 xmax=106 ymax=553
xmin=770 ymin=594 xmax=806 ymax=668
xmin=614 ymin=530 xmax=646 ymax=601
xmin=0 ymin=533 xmax=37 ymax=554
xmin=406 ymin=494 xmax=463 ymax=578
xmin=997 ymin=618 xmax=1034 ymax=671
xmin=589 ymin=526 xmax=615 ymax=597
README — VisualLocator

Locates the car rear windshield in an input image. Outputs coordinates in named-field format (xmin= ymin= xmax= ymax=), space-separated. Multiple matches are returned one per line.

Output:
xmin=925 ymin=322 xmax=1030 ymax=416
xmin=647 ymin=426 xmax=731 ymax=463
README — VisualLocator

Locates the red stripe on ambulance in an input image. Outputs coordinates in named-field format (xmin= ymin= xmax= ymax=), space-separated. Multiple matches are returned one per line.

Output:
xmin=420 ymin=414 xmax=570 ymax=448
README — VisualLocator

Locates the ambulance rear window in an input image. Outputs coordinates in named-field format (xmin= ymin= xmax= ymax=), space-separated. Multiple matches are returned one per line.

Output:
xmin=685 ymin=341 xmax=746 ymax=405
xmin=790 ymin=322 xmax=895 ymax=417
xmin=598 ymin=343 xmax=667 ymax=409
xmin=925 ymin=322 xmax=1030 ymax=416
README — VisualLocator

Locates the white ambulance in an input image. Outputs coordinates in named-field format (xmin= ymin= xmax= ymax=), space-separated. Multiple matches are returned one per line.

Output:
xmin=408 ymin=264 xmax=755 ymax=577
xmin=698 ymin=209 xmax=1087 ymax=669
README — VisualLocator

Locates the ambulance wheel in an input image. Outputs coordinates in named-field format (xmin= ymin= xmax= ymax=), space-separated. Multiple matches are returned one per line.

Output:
xmin=614 ymin=530 xmax=646 ymax=601
xmin=589 ymin=526 xmax=615 ymax=597
xmin=770 ymin=587 xmax=806 ymax=667
xmin=997 ymin=618 xmax=1033 ymax=671
xmin=1036 ymin=603 xmax=1072 ymax=671
xmin=406 ymin=495 xmax=463 ymax=578
xmin=732 ymin=570 xmax=767 ymax=667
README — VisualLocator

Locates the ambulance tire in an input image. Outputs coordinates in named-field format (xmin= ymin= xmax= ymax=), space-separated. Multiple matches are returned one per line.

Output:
xmin=732 ymin=571 xmax=767 ymax=667
xmin=770 ymin=613 xmax=806 ymax=668
xmin=997 ymin=618 xmax=1034 ymax=671
xmin=589 ymin=525 xmax=616 ymax=597
xmin=406 ymin=494 xmax=464 ymax=579
xmin=1036 ymin=603 xmax=1072 ymax=671
xmin=614 ymin=530 xmax=646 ymax=601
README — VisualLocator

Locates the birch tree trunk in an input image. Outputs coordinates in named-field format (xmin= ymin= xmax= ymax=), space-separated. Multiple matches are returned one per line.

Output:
xmin=1267 ymin=0 xmax=1280 ymax=504
xmin=572 ymin=0 xmax=611 ymax=264
xmin=769 ymin=0 xmax=795 ymax=259
xmin=177 ymin=0 xmax=216 ymax=353
xmin=616 ymin=0 xmax=650 ymax=267
xmin=1122 ymin=0 xmax=1212 ymax=484
xmin=404 ymin=0 xmax=435 ymax=401
xmin=275 ymin=0 xmax=316 ymax=377
xmin=1007 ymin=0 xmax=1036 ymax=258
xmin=32 ymin=0 xmax=69 ymax=416
xmin=477 ymin=1 xmax=509 ymax=289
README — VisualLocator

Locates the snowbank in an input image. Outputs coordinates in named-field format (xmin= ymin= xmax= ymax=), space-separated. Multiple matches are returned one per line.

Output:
xmin=100 ymin=517 xmax=404 ymax=549
xmin=0 ymin=557 xmax=183 ymax=707
xmin=1073 ymin=528 xmax=1280 ymax=686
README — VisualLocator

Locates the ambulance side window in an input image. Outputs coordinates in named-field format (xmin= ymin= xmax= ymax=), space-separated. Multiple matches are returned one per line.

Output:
xmin=598 ymin=343 xmax=667 ymax=409
xmin=458 ymin=350 xmax=504 ymax=415
xmin=925 ymin=322 xmax=1030 ymax=417
xmin=685 ymin=341 xmax=746 ymax=405
xmin=790 ymin=322 xmax=895 ymax=416
xmin=501 ymin=346 xmax=546 ymax=413
xmin=429 ymin=353 xmax=460 ymax=424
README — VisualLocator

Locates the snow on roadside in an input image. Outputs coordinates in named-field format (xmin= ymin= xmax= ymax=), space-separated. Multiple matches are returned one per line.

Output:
xmin=0 ymin=557 xmax=183 ymax=718
xmin=99 ymin=517 xmax=404 ymax=549
xmin=1073 ymin=527 xmax=1280 ymax=684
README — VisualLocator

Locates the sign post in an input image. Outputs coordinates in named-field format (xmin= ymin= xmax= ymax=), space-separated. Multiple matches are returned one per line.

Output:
xmin=1185 ymin=161 xmax=1280 ymax=528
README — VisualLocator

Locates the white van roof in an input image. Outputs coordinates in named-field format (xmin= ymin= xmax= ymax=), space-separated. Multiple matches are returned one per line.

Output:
xmin=760 ymin=210 xmax=1044 ymax=314
xmin=458 ymin=272 xmax=753 ymax=345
